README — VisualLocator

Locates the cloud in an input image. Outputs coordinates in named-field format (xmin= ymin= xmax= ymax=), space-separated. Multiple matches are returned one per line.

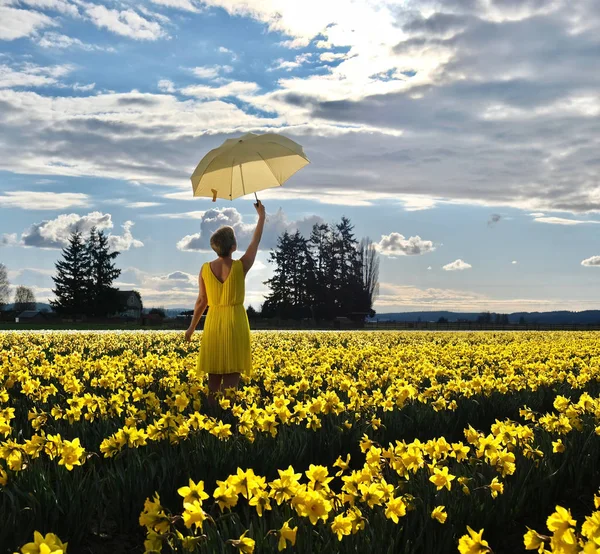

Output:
xmin=0 ymin=6 xmax=56 ymax=40
xmin=279 ymin=37 xmax=311 ymax=49
xmin=167 ymin=271 xmax=194 ymax=281
xmin=83 ymin=4 xmax=166 ymax=40
xmin=375 ymin=232 xmax=435 ymax=256
xmin=5 ymin=268 xmax=55 ymax=294
xmin=107 ymin=221 xmax=144 ymax=251
xmin=19 ymin=211 xmax=143 ymax=250
xmin=38 ymin=32 xmax=114 ymax=51
xmin=532 ymin=216 xmax=600 ymax=225
xmin=271 ymin=54 xmax=312 ymax=72
xmin=176 ymin=206 xmax=324 ymax=252
xmin=150 ymin=0 xmax=202 ymax=12
xmin=72 ymin=82 xmax=95 ymax=92
xmin=157 ymin=79 xmax=175 ymax=93
xmin=374 ymin=282 xmax=573 ymax=312
xmin=115 ymin=266 xmax=198 ymax=306
xmin=0 ymin=62 xmax=74 ymax=88
xmin=180 ymin=81 xmax=259 ymax=99
xmin=127 ymin=201 xmax=161 ymax=208
xmin=0 ymin=0 xmax=599 ymax=217
xmin=0 ymin=90 xmax=272 ymax=185
xmin=319 ymin=52 xmax=346 ymax=62
xmin=0 ymin=191 xmax=89 ymax=210
xmin=190 ymin=65 xmax=233 ymax=80
xmin=1 ymin=233 xmax=18 ymax=247
xmin=17 ymin=0 xmax=79 ymax=17
xmin=487 ymin=213 xmax=502 ymax=226
xmin=21 ymin=211 xmax=112 ymax=249
xmin=581 ymin=256 xmax=600 ymax=267
xmin=443 ymin=259 xmax=472 ymax=271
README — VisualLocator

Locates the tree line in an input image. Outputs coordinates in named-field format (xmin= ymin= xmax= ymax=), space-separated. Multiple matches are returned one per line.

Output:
xmin=260 ymin=216 xmax=380 ymax=321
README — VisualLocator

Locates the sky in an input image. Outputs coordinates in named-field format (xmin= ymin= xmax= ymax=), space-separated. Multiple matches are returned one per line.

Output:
xmin=0 ymin=0 xmax=599 ymax=313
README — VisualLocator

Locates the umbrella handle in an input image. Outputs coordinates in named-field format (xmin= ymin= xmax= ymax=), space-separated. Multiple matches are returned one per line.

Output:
xmin=254 ymin=192 xmax=259 ymax=203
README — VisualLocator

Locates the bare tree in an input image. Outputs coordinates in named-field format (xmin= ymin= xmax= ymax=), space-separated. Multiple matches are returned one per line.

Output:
xmin=359 ymin=237 xmax=380 ymax=312
xmin=0 ymin=263 xmax=10 ymax=309
xmin=14 ymin=285 xmax=36 ymax=312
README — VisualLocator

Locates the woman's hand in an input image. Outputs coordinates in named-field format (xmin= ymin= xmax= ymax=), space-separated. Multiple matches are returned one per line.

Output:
xmin=184 ymin=327 xmax=194 ymax=342
xmin=254 ymin=200 xmax=266 ymax=220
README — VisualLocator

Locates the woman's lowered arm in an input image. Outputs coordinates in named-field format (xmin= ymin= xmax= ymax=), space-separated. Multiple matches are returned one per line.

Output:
xmin=185 ymin=272 xmax=208 ymax=341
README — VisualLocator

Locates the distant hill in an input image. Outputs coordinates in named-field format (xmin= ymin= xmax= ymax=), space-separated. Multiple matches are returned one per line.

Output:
xmin=2 ymin=302 xmax=53 ymax=312
xmin=4 ymin=304 xmax=599 ymax=325
xmin=370 ymin=310 xmax=600 ymax=325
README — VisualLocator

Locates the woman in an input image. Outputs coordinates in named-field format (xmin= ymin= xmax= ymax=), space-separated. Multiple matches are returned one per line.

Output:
xmin=185 ymin=200 xmax=266 ymax=405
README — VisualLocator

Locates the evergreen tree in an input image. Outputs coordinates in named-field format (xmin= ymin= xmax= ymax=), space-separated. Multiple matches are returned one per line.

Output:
xmin=86 ymin=227 xmax=121 ymax=317
xmin=335 ymin=217 xmax=365 ymax=318
xmin=263 ymin=231 xmax=314 ymax=319
xmin=51 ymin=231 xmax=91 ymax=317
xmin=308 ymin=223 xmax=333 ymax=321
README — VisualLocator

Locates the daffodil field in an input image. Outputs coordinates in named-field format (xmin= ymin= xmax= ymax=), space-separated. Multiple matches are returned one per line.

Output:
xmin=2 ymin=331 xmax=600 ymax=554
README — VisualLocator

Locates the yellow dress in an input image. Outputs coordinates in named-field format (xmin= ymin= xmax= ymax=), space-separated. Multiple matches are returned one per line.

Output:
xmin=197 ymin=259 xmax=252 ymax=376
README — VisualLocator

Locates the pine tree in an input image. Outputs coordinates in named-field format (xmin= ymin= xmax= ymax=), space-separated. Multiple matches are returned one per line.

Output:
xmin=86 ymin=227 xmax=121 ymax=317
xmin=262 ymin=232 xmax=294 ymax=319
xmin=51 ymin=231 xmax=91 ymax=318
xmin=308 ymin=223 xmax=332 ymax=321
xmin=335 ymin=216 xmax=364 ymax=318
xmin=263 ymin=231 xmax=314 ymax=319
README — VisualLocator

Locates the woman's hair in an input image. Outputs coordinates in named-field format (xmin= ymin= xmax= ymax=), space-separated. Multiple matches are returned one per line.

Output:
xmin=210 ymin=226 xmax=236 ymax=257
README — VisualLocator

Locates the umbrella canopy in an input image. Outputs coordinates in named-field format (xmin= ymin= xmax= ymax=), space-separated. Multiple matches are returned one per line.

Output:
xmin=191 ymin=132 xmax=310 ymax=202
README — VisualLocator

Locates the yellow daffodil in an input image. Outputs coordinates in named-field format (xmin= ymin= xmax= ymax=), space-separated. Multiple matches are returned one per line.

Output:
xmin=457 ymin=526 xmax=491 ymax=554
xmin=431 ymin=505 xmax=447 ymax=524
xmin=277 ymin=519 xmax=297 ymax=551
xmin=177 ymin=479 xmax=209 ymax=506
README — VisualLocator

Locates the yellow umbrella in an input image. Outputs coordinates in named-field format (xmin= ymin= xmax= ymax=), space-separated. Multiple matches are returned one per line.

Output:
xmin=191 ymin=132 xmax=310 ymax=202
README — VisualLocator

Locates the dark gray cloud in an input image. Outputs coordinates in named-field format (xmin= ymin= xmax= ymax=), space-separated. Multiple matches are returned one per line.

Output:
xmin=0 ymin=0 xmax=599 ymax=215
xmin=275 ymin=1 xmax=600 ymax=212
xmin=167 ymin=271 xmax=192 ymax=280
xmin=401 ymin=12 xmax=473 ymax=36
xmin=117 ymin=97 xmax=160 ymax=106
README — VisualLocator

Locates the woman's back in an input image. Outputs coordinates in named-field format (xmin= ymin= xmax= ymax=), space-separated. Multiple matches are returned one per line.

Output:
xmin=202 ymin=259 xmax=245 ymax=307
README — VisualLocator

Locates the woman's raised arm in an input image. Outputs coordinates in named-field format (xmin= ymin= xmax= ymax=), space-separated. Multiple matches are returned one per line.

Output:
xmin=241 ymin=200 xmax=266 ymax=274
